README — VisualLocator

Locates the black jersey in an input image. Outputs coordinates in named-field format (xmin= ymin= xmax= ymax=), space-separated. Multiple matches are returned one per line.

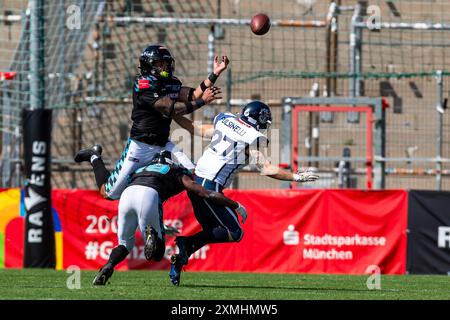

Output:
xmin=128 ymin=163 xmax=192 ymax=201
xmin=130 ymin=74 xmax=182 ymax=146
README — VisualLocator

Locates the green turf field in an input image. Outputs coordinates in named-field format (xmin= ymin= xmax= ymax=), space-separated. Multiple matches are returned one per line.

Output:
xmin=0 ymin=269 xmax=449 ymax=300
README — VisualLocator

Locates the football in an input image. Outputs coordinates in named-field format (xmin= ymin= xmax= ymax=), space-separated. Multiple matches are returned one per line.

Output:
xmin=250 ymin=13 xmax=271 ymax=35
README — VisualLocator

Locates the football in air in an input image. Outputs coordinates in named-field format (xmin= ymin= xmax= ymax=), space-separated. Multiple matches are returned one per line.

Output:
xmin=250 ymin=13 xmax=271 ymax=35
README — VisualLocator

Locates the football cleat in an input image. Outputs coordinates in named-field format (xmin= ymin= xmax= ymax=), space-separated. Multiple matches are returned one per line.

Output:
xmin=92 ymin=264 xmax=113 ymax=286
xmin=169 ymin=254 xmax=183 ymax=286
xmin=174 ymin=236 xmax=189 ymax=266
xmin=74 ymin=144 xmax=103 ymax=163
xmin=144 ymin=225 xmax=158 ymax=261
xmin=163 ymin=224 xmax=180 ymax=237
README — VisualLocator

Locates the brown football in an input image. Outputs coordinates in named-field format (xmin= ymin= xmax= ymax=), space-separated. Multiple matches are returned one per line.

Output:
xmin=250 ymin=13 xmax=271 ymax=35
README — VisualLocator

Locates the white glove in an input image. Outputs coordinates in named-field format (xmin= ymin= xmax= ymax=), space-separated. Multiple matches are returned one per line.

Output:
xmin=163 ymin=224 xmax=180 ymax=236
xmin=293 ymin=168 xmax=319 ymax=182
xmin=235 ymin=202 xmax=248 ymax=223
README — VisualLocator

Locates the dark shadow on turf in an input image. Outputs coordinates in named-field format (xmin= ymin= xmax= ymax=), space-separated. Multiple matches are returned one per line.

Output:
xmin=183 ymin=284 xmax=371 ymax=292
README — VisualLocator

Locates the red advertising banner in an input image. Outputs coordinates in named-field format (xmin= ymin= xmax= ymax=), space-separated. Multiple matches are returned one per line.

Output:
xmin=3 ymin=189 xmax=408 ymax=274
xmin=181 ymin=189 xmax=408 ymax=274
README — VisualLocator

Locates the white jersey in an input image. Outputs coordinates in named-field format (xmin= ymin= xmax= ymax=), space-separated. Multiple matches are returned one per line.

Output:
xmin=195 ymin=112 xmax=268 ymax=188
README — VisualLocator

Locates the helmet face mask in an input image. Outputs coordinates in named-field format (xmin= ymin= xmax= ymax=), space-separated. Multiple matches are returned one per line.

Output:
xmin=152 ymin=59 xmax=174 ymax=78
xmin=258 ymin=108 xmax=272 ymax=129
xmin=139 ymin=45 xmax=175 ymax=78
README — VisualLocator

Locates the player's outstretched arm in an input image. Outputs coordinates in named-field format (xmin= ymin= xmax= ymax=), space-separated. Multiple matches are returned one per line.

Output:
xmin=181 ymin=175 xmax=238 ymax=208
xmin=177 ymin=56 xmax=228 ymax=103
xmin=249 ymin=149 xmax=319 ymax=183
xmin=195 ymin=55 xmax=229 ymax=100
xmin=153 ymin=86 xmax=221 ymax=117
xmin=181 ymin=175 xmax=248 ymax=222
xmin=173 ymin=116 xmax=214 ymax=138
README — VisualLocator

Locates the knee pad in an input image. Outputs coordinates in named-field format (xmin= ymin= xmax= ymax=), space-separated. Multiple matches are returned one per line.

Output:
xmin=153 ymin=237 xmax=166 ymax=262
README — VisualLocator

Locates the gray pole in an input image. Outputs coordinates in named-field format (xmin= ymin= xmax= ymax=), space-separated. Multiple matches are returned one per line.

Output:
xmin=349 ymin=3 xmax=362 ymax=123
xmin=204 ymin=26 xmax=216 ymax=120
xmin=14 ymin=125 xmax=21 ymax=187
xmin=207 ymin=26 xmax=215 ymax=74
xmin=374 ymin=98 xmax=386 ymax=189
xmin=281 ymin=98 xmax=293 ymax=189
xmin=1 ymin=88 xmax=12 ymax=187
xmin=30 ymin=0 xmax=45 ymax=110
xmin=226 ymin=68 xmax=232 ymax=112
xmin=436 ymin=70 xmax=443 ymax=191
xmin=350 ymin=4 xmax=360 ymax=97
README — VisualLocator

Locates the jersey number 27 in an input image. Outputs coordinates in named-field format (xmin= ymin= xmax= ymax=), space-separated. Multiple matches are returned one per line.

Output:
xmin=209 ymin=130 xmax=239 ymax=158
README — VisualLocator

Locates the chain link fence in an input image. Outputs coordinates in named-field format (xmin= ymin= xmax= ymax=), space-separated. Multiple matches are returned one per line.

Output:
xmin=1 ymin=0 xmax=450 ymax=190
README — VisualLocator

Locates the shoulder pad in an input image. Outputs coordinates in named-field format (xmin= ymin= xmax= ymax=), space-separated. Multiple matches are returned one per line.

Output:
xmin=135 ymin=75 xmax=158 ymax=91
xmin=213 ymin=112 xmax=235 ymax=126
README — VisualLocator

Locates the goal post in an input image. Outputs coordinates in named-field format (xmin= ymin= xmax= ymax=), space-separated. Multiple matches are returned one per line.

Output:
xmin=293 ymin=105 xmax=373 ymax=189
xmin=282 ymin=97 xmax=388 ymax=190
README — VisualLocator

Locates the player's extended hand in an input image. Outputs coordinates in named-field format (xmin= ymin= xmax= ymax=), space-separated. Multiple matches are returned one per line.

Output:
xmin=235 ymin=202 xmax=248 ymax=223
xmin=293 ymin=168 xmax=319 ymax=183
xmin=213 ymin=55 xmax=229 ymax=75
xmin=202 ymin=86 xmax=222 ymax=104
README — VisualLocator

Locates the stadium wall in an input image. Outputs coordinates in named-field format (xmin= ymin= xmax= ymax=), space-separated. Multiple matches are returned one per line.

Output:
xmin=0 ymin=188 xmax=448 ymax=274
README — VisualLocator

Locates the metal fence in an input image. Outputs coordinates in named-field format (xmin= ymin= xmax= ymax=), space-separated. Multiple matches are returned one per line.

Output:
xmin=1 ymin=0 xmax=450 ymax=190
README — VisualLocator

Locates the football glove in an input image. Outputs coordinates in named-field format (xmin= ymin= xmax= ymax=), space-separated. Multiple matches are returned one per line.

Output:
xmin=293 ymin=168 xmax=319 ymax=182
xmin=235 ymin=202 xmax=248 ymax=223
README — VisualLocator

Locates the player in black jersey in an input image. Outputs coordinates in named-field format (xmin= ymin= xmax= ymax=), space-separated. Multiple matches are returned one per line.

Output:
xmin=74 ymin=44 xmax=229 ymax=200
xmin=92 ymin=150 xmax=246 ymax=286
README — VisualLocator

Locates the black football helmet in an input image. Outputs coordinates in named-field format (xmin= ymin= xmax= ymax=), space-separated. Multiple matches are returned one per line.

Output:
xmin=150 ymin=150 xmax=174 ymax=165
xmin=240 ymin=100 xmax=272 ymax=130
xmin=139 ymin=45 xmax=175 ymax=78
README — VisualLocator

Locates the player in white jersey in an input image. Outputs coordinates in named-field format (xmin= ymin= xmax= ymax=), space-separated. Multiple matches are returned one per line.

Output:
xmin=194 ymin=109 xmax=267 ymax=188
xmin=168 ymin=101 xmax=319 ymax=285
